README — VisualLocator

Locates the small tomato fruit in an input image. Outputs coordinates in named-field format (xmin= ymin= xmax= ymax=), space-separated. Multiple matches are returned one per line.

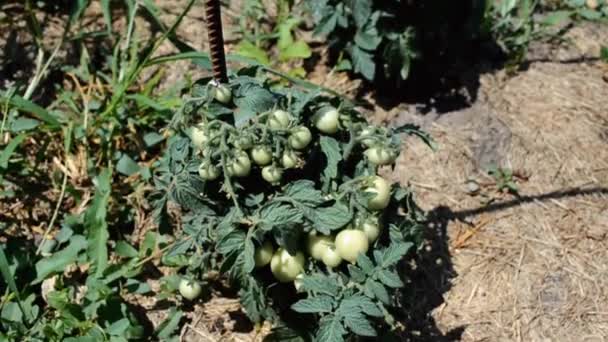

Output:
xmin=306 ymin=233 xmax=332 ymax=261
xmin=198 ymin=161 xmax=220 ymax=181
xmin=288 ymin=126 xmax=312 ymax=150
xmin=364 ymin=176 xmax=391 ymax=210
xmin=365 ymin=146 xmax=397 ymax=165
xmin=251 ymin=145 xmax=273 ymax=166
xmin=268 ymin=109 xmax=292 ymax=130
xmin=294 ymin=274 xmax=304 ymax=292
xmin=179 ymin=279 xmax=202 ymax=300
xmin=359 ymin=127 xmax=376 ymax=147
xmin=228 ymin=151 xmax=251 ymax=177
xmin=270 ymin=248 xmax=305 ymax=282
xmin=335 ymin=229 xmax=369 ymax=263
xmin=360 ymin=217 xmax=381 ymax=243
xmin=261 ymin=165 xmax=283 ymax=184
xmin=254 ymin=241 xmax=274 ymax=267
xmin=211 ymin=83 xmax=232 ymax=104
xmin=313 ymin=107 xmax=340 ymax=134
xmin=191 ymin=123 xmax=208 ymax=149
xmin=281 ymin=150 xmax=299 ymax=169
xmin=322 ymin=247 xmax=343 ymax=268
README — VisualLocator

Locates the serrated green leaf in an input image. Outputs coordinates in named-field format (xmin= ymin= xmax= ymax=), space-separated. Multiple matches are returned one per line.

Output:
xmin=351 ymin=0 xmax=372 ymax=28
xmin=343 ymin=311 xmax=377 ymax=337
xmin=356 ymin=253 xmax=374 ymax=274
xmin=35 ymin=235 xmax=87 ymax=282
xmin=316 ymin=314 xmax=346 ymax=342
xmin=283 ymin=180 xmax=325 ymax=206
xmin=310 ymin=202 xmax=352 ymax=234
xmin=365 ymin=279 xmax=390 ymax=304
xmin=354 ymin=30 xmax=381 ymax=51
xmin=351 ymin=46 xmax=375 ymax=80
xmin=291 ymin=295 xmax=334 ymax=313
xmin=319 ymin=136 xmax=341 ymax=183
xmin=243 ymin=236 xmax=256 ymax=273
xmin=240 ymin=280 xmax=265 ymax=323
xmin=233 ymin=84 xmax=277 ymax=127
xmin=299 ymin=273 xmax=340 ymax=296
xmin=380 ymin=242 xmax=412 ymax=267
xmin=235 ymin=40 xmax=270 ymax=65
xmin=217 ymin=229 xmax=246 ymax=255
xmin=377 ymin=269 xmax=403 ymax=288
xmin=260 ymin=202 xmax=303 ymax=231
xmin=347 ymin=264 xmax=366 ymax=283
xmin=279 ymin=41 xmax=312 ymax=61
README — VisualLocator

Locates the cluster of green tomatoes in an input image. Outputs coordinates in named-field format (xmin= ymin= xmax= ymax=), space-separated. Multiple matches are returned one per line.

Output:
xmin=179 ymin=83 xmax=401 ymax=298
xmin=253 ymin=177 xmax=389 ymax=288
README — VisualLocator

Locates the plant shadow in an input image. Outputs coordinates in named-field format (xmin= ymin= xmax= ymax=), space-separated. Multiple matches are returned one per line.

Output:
xmin=395 ymin=186 xmax=608 ymax=341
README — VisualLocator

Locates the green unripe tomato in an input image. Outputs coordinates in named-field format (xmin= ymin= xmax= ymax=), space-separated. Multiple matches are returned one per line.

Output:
xmin=228 ymin=151 xmax=251 ymax=177
xmin=251 ymin=145 xmax=273 ymax=166
xmin=364 ymin=176 xmax=391 ymax=211
xmin=306 ymin=233 xmax=332 ymax=261
xmin=365 ymin=146 xmax=398 ymax=165
xmin=294 ymin=274 xmax=304 ymax=292
xmin=335 ymin=229 xmax=369 ymax=263
xmin=179 ymin=279 xmax=202 ymax=300
xmin=281 ymin=150 xmax=299 ymax=169
xmin=198 ymin=161 xmax=220 ymax=181
xmin=235 ymin=135 xmax=253 ymax=150
xmin=360 ymin=217 xmax=381 ymax=243
xmin=254 ymin=241 xmax=274 ymax=267
xmin=313 ymin=107 xmax=340 ymax=134
xmin=321 ymin=247 xmax=343 ymax=268
xmin=288 ymin=126 xmax=312 ymax=150
xmin=359 ymin=127 xmax=376 ymax=147
xmin=191 ymin=123 xmax=208 ymax=149
xmin=270 ymin=248 xmax=305 ymax=283
xmin=268 ymin=109 xmax=292 ymax=130
xmin=210 ymin=83 xmax=232 ymax=104
xmin=261 ymin=165 xmax=283 ymax=184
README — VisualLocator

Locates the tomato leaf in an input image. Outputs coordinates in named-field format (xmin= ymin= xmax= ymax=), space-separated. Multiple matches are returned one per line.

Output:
xmin=283 ymin=180 xmax=325 ymax=206
xmin=299 ymin=273 xmax=340 ymax=296
xmin=319 ymin=136 xmax=342 ymax=186
xmin=310 ymin=202 xmax=352 ymax=234
xmin=342 ymin=311 xmax=377 ymax=337
xmin=316 ymin=314 xmax=346 ymax=342
xmin=291 ymin=295 xmax=334 ymax=313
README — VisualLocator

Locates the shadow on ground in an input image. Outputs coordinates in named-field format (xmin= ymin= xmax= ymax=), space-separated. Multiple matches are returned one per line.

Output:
xmin=397 ymin=186 xmax=608 ymax=341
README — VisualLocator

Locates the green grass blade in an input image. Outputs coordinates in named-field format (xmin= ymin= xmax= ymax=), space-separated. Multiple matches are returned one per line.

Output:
xmin=0 ymin=133 xmax=27 ymax=169
xmin=1 ymin=92 xmax=60 ymax=128
xmin=0 ymin=245 xmax=32 ymax=322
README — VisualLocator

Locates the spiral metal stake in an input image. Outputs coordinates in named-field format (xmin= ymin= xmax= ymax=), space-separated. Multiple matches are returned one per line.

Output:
xmin=204 ymin=0 xmax=228 ymax=83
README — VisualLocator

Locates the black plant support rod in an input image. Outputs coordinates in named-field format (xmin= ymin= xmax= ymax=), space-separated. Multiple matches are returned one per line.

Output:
xmin=204 ymin=0 xmax=228 ymax=83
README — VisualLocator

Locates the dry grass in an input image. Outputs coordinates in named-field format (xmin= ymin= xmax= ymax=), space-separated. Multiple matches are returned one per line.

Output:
xmin=390 ymin=25 xmax=608 ymax=341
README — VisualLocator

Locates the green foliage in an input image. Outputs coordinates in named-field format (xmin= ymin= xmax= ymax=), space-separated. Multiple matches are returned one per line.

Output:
xmin=306 ymin=0 xmax=417 ymax=82
xmin=233 ymin=0 xmax=312 ymax=74
xmin=152 ymin=65 xmax=431 ymax=341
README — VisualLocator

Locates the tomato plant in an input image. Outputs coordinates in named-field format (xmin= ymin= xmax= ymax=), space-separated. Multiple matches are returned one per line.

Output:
xmin=151 ymin=65 xmax=433 ymax=341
